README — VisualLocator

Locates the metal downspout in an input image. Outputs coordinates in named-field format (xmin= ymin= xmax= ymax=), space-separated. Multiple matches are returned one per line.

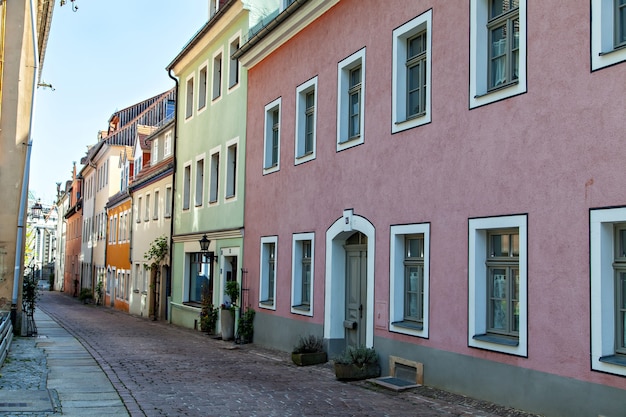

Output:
xmin=12 ymin=0 xmax=40 ymax=332
xmin=166 ymin=68 xmax=179 ymax=323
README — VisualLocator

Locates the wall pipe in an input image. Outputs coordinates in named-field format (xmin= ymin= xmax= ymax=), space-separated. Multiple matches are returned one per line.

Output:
xmin=166 ymin=68 xmax=179 ymax=323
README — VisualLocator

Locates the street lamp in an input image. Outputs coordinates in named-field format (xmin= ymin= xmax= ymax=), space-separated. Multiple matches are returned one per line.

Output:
xmin=198 ymin=234 xmax=215 ymax=264
xmin=31 ymin=199 xmax=43 ymax=219
xmin=198 ymin=234 xmax=211 ymax=254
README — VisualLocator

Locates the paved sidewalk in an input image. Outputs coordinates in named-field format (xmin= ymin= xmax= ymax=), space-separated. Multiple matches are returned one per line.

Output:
xmin=0 ymin=292 xmax=542 ymax=416
xmin=0 ymin=308 xmax=129 ymax=416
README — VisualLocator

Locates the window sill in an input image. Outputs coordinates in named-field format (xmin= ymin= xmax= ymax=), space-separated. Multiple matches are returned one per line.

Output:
xmin=291 ymin=304 xmax=310 ymax=312
xmin=599 ymin=354 xmax=626 ymax=367
xmin=182 ymin=301 xmax=202 ymax=309
xmin=396 ymin=112 xmax=426 ymax=125
xmin=473 ymin=333 xmax=519 ymax=347
xmin=475 ymin=80 xmax=519 ymax=98
xmin=600 ymin=43 xmax=626 ymax=56
xmin=339 ymin=135 xmax=360 ymax=145
xmin=391 ymin=320 xmax=423 ymax=331
xmin=259 ymin=300 xmax=274 ymax=307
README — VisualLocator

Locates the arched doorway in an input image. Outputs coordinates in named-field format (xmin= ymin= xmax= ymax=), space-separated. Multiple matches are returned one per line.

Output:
xmin=324 ymin=209 xmax=375 ymax=355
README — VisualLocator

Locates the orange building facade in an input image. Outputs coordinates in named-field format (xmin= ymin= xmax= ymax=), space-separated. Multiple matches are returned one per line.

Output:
xmin=104 ymin=193 xmax=131 ymax=312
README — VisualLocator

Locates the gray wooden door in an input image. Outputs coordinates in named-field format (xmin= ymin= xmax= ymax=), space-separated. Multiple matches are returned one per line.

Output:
xmin=345 ymin=235 xmax=367 ymax=348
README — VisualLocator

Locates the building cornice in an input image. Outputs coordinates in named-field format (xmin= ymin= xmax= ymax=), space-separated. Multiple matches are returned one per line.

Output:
xmin=235 ymin=0 xmax=339 ymax=69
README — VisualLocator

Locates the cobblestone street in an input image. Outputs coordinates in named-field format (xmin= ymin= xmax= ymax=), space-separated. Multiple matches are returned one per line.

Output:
xmin=4 ymin=292 xmax=541 ymax=417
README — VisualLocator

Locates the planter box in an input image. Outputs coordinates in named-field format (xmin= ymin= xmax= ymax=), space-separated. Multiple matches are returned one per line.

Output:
xmin=291 ymin=351 xmax=328 ymax=366
xmin=333 ymin=362 xmax=381 ymax=381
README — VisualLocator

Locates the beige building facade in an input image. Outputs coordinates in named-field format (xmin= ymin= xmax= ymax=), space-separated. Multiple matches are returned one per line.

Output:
xmin=0 ymin=0 xmax=53 ymax=331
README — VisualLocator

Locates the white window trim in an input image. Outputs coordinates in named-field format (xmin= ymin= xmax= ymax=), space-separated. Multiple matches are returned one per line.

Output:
xmin=211 ymin=47 xmax=224 ymax=104
xmin=259 ymin=236 xmax=278 ymax=310
xmin=198 ymin=60 xmax=209 ymax=114
xmin=151 ymin=139 xmax=159 ymax=166
xmin=295 ymin=77 xmax=318 ymax=165
xmin=136 ymin=196 xmax=143 ymax=223
xmin=144 ymin=193 xmax=151 ymax=222
xmin=208 ymin=145 xmax=221 ymax=205
xmin=590 ymin=207 xmax=626 ymax=377
xmin=591 ymin=0 xmax=626 ymax=70
xmin=164 ymin=131 xmax=172 ymax=158
xmin=263 ymin=97 xmax=281 ymax=175
xmin=164 ymin=185 xmax=173 ymax=218
xmin=392 ymin=10 xmax=432 ymax=133
xmin=153 ymin=189 xmax=160 ymax=220
xmin=195 ymin=154 xmax=206 ymax=208
xmin=182 ymin=161 xmax=192 ymax=211
xmin=291 ymin=233 xmax=315 ymax=316
xmin=389 ymin=223 xmax=430 ymax=338
xmin=228 ymin=31 xmax=242 ymax=93
xmin=185 ymin=73 xmax=194 ymax=121
xmin=224 ymin=137 xmax=239 ymax=203
xmin=337 ymin=48 xmax=366 ymax=151
xmin=468 ymin=214 xmax=528 ymax=356
xmin=469 ymin=0 xmax=527 ymax=109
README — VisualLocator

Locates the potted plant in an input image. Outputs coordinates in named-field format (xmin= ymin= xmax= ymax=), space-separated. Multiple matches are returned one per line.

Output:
xmin=78 ymin=288 xmax=93 ymax=304
xmin=236 ymin=307 xmax=255 ymax=344
xmin=292 ymin=335 xmax=327 ymax=366
xmin=220 ymin=281 xmax=239 ymax=341
xmin=333 ymin=345 xmax=380 ymax=381
xmin=200 ymin=285 xmax=218 ymax=334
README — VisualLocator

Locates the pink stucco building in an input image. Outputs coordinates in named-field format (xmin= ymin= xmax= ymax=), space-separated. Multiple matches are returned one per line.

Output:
xmin=239 ymin=1 xmax=626 ymax=415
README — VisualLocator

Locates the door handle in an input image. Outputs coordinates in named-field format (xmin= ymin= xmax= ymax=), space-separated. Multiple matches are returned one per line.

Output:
xmin=359 ymin=304 xmax=363 ymax=319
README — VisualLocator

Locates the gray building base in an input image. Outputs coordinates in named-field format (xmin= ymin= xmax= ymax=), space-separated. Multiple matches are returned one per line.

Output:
xmin=253 ymin=310 xmax=626 ymax=417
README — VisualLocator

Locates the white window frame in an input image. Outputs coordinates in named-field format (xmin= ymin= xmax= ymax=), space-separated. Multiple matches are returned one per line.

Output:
xmin=151 ymin=139 xmax=159 ymax=166
xmin=136 ymin=196 xmax=142 ymax=223
xmin=164 ymin=186 xmax=172 ymax=218
xmin=182 ymin=162 xmax=191 ymax=210
xmin=591 ymin=0 xmax=626 ymax=70
xmin=590 ymin=207 xmax=626 ymax=376
xmin=185 ymin=74 xmax=194 ymax=120
xmin=209 ymin=146 xmax=220 ymax=204
xmin=468 ymin=214 xmax=528 ymax=356
xmin=225 ymin=138 xmax=238 ymax=201
xmin=144 ymin=193 xmax=150 ymax=222
xmin=295 ymin=77 xmax=318 ymax=165
xmin=263 ymin=98 xmax=281 ymax=175
xmin=195 ymin=156 xmax=205 ymax=207
xmin=212 ymin=47 xmax=223 ymax=102
xmin=291 ymin=233 xmax=314 ymax=316
xmin=392 ymin=10 xmax=432 ymax=133
xmin=228 ymin=32 xmax=241 ymax=91
xmin=337 ymin=48 xmax=366 ymax=151
xmin=259 ymin=236 xmax=278 ymax=310
xmin=198 ymin=63 xmax=208 ymax=111
xmin=389 ymin=223 xmax=430 ymax=338
xmin=164 ymin=131 xmax=172 ymax=157
xmin=153 ymin=190 xmax=159 ymax=220
xmin=469 ymin=0 xmax=527 ymax=109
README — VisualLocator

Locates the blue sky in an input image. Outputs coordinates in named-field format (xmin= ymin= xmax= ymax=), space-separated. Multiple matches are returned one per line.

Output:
xmin=31 ymin=0 xmax=208 ymax=204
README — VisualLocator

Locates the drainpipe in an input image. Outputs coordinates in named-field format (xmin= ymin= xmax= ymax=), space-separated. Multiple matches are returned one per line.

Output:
xmin=88 ymin=160 xmax=96 ymax=291
xmin=167 ymin=69 xmax=179 ymax=323
xmin=12 ymin=0 xmax=40 ymax=333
